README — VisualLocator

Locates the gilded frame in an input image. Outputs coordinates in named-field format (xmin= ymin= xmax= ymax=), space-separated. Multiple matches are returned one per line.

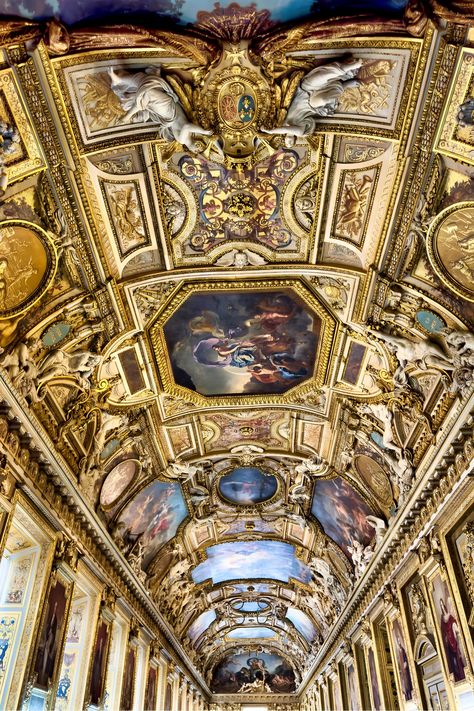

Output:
xmin=28 ymin=568 xmax=74 ymax=697
xmin=425 ymin=564 xmax=473 ymax=689
xmin=148 ymin=278 xmax=337 ymax=409
xmin=84 ymin=612 xmax=113 ymax=707
xmin=0 ymin=68 xmax=46 ymax=185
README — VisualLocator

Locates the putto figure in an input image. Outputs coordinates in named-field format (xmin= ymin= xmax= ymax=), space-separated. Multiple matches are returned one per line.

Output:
xmin=108 ymin=67 xmax=211 ymax=149
xmin=263 ymin=57 xmax=362 ymax=139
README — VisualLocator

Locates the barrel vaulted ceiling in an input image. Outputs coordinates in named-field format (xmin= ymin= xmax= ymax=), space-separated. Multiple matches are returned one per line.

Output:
xmin=0 ymin=0 xmax=473 ymax=701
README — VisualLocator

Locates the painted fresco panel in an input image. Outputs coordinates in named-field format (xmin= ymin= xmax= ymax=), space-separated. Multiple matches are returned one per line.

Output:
xmin=4 ymin=1 xmax=408 ymax=29
xmin=187 ymin=610 xmax=216 ymax=644
xmin=286 ymin=607 xmax=317 ymax=642
xmin=115 ymin=480 xmax=187 ymax=567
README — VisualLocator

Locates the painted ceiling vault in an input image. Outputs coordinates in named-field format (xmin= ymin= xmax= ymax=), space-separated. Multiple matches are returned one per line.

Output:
xmin=0 ymin=0 xmax=473 ymax=703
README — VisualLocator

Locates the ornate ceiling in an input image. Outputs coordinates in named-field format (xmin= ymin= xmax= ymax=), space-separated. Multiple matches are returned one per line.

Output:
xmin=0 ymin=0 xmax=473 ymax=703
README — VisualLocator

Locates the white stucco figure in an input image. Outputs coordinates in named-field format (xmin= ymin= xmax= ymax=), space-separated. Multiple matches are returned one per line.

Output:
xmin=108 ymin=67 xmax=211 ymax=149
xmin=366 ymin=515 xmax=387 ymax=545
xmin=362 ymin=401 xmax=403 ymax=459
xmin=263 ymin=57 xmax=362 ymax=139
xmin=371 ymin=329 xmax=454 ymax=372
xmin=37 ymin=348 xmax=101 ymax=389
xmin=348 ymin=538 xmax=374 ymax=576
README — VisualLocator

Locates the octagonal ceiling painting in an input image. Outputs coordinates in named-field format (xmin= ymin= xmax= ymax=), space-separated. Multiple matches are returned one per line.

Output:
xmin=163 ymin=290 xmax=320 ymax=395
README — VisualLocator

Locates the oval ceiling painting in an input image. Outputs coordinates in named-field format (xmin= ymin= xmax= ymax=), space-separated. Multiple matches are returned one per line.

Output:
xmin=100 ymin=458 xmax=138 ymax=509
xmin=218 ymin=467 xmax=278 ymax=505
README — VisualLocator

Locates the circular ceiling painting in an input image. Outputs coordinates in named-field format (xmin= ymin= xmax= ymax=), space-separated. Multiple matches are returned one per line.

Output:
xmin=218 ymin=467 xmax=278 ymax=505
xmin=0 ymin=220 xmax=57 ymax=318
xmin=100 ymin=458 xmax=138 ymax=508
xmin=426 ymin=202 xmax=474 ymax=302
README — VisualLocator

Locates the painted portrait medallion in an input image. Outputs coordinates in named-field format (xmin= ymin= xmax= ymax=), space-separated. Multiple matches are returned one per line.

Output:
xmin=0 ymin=221 xmax=57 ymax=318
xmin=100 ymin=459 xmax=138 ymax=508
xmin=163 ymin=289 xmax=320 ymax=396
xmin=426 ymin=202 xmax=474 ymax=301
xmin=218 ymin=467 xmax=278 ymax=505
xmin=354 ymin=454 xmax=393 ymax=508
xmin=41 ymin=321 xmax=71 ymax=347
xmin=415 ymin=309 xmax=446 ymax=334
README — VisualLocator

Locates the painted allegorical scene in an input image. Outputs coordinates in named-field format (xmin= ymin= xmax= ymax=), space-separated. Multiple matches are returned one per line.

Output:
xmin=311 ymin=476 xmax=376 ymax=557
xmin=164 ymin=290 xmax=320 ymax=396
xmin=218 ymin=467 xmax=278 ymax=505
xmin=114 ymin=480 xmax=187 ymax=568
xmin=211 ymin=652 xmax=296 ymax=694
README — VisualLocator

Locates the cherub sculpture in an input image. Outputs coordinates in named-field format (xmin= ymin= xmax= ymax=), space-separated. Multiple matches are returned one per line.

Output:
xmin=108 ymin=67 xmax=211 ymax=150
xmin=263 ymin=57 xmax=362 ymax=139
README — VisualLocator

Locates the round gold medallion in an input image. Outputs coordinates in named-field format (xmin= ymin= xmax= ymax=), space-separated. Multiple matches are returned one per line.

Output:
xmin=0 ymin=220 xmax=57 ymax=318
xmin=426 ymin=201 xmax=474 ymax=302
